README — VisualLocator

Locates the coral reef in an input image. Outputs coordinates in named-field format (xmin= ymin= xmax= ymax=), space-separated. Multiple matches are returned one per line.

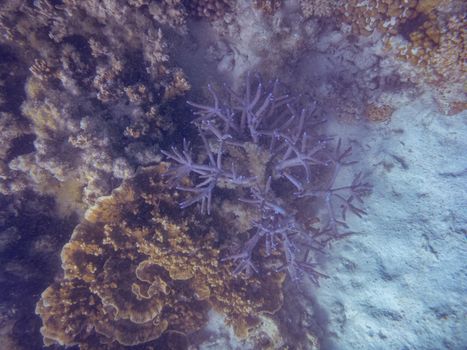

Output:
xmin=0 ymin=2 xmax=195 ymax=347
xmin=36 ymin=164 xmax=284 ymax=348
xmin=163 ymin=74 xmax=371 ymax=284
xmin=340 ymin=0 xmax=418 ymax=36
xmin=390 ymin=10 xmax=466 ymax=114
xmin=340 ymin=0 xmax=466 ymax=114
xmin=3 ymin=0 xmax=463 ymax=348
xmin=185 ymin=0 xmax=233 ymax=20
xmin=146 ymin=0 xmax=188 ymax=32
xmin=0 ymin=0 xmax=189 ymax=214
xmin=184 ymin=1 xmax=317 ymax=85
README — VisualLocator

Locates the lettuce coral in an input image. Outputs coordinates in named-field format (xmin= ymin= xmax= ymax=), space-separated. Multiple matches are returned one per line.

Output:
xmin=36 ymin=164 xmax=284 ymax=348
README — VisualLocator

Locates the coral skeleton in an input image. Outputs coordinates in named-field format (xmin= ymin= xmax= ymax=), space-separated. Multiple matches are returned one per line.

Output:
xmin=163 ymin=73 xmax=371 ymax=283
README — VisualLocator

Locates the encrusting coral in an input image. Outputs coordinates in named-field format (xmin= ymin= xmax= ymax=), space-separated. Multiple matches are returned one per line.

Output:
xmin=340 ymin=0 xmax=418 ymax=36
xmin=390 ymin=10 xmax=466 ymax=114
xmin=339 ymin=0 xmax=466 ymax=114
xmin=36 ymin=164 xmax=284 ymax=348
xmin=300 ymin=0 xmax=337 ymax=18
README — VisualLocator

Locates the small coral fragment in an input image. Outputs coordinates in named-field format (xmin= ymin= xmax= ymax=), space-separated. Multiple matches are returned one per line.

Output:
xmin=365 ymin=103 xmax=395 ymax=122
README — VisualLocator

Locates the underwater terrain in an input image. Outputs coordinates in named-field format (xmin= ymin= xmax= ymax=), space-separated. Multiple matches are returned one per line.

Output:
xmin=0 ymin=1 xmax=465 ymax=349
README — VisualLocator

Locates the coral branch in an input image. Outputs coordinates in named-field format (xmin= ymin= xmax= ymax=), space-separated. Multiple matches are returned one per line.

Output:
xmin=163 ymin=73 xmax=371 ymax=284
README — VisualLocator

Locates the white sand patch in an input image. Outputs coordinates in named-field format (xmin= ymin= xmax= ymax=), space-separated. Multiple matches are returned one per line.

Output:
xmin=312 ymin=96 xmax=467 ymax=350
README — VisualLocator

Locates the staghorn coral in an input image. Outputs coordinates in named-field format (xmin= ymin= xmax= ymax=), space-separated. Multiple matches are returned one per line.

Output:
xmin=174 ymin=0 xmax=423 ymax=125
xmin=163 ymin=74 xmax=371 ymax=284
xmin=36 ymin=164 xmax=284 ymax=348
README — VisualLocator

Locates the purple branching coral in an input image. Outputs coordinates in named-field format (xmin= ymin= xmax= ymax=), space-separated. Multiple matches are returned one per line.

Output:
xmin=162 ymin=73 xmax=371 ymax=284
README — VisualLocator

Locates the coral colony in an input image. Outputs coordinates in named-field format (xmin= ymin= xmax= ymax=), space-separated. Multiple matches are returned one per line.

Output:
xmin=163 ymin=73 xmax=371 ymax=284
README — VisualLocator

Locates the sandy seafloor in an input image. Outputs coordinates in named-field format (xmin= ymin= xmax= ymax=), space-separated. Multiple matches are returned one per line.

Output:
xmin=312 ymin=97 xmax=467 ymax=350
xmin=0 ymin=1 xmax=466 ymax=350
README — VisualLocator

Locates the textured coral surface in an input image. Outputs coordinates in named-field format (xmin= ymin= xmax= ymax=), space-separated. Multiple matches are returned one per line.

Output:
xmin=36 ymin=164 xmax=284 ymax=348
xmin=0 ymin=0 xmax=189 ymax=211
xmin=340 ymin=0 xmax=466 ymax=114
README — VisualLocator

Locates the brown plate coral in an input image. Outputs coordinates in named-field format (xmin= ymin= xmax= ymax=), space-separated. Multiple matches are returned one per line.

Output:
xmin=36 ymin=164 xmax=284 ymax=349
